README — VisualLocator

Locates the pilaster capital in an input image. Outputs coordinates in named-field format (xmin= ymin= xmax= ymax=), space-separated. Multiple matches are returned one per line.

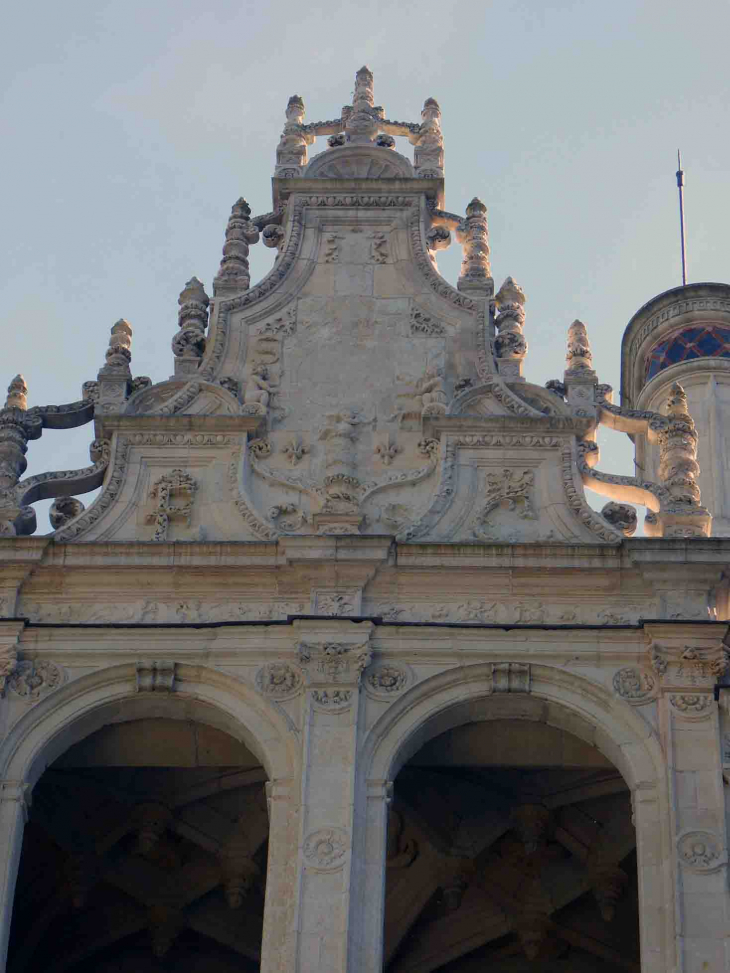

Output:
xmin=646 ymin=628 xmax=729 ymax=688
xmin=293 ymin=619 xmax=374 ymax=689
xmin=0 ymin=780 xmax=31 ymax=820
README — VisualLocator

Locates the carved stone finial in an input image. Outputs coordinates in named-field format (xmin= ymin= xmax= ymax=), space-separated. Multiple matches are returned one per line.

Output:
xmin=5 ymin=375 xmax=27 ymax=411
xmin=276 ymin=95 xmax=309 ymax=176
xmin=494 ymin=277 xmax=528 ymax=379
xmin=354 ymin=66 xmax=375 ymax=108
xmin=344 ymin=66 xmax=380 ymax=145
xmin=213 ymin=199 xmax=261 ymax=296
xmin=172 ymin=276 xmax=209 ymax=367
xmin=0 ymin=374 xmax=42 ymax=503
xmin=102 ymin=318 xmax=132 ymax=375
xmin=659 ymin=382 xmax=701 ymax=506
xmin=565 ymin=319 xmax=593 ymax=373
xmin=456 ymin=198 xmax=493 ymax=295
xmin=413 ymin=97 xmax=444 ymax=178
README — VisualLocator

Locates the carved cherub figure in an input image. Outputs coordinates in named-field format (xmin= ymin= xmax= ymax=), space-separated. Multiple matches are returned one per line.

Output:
xmin=244 ymin=363 xmax=276 ymax=412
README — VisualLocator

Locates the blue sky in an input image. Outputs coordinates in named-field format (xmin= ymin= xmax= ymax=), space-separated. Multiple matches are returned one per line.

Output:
xmin=2 ymin=0 xmax=728 ymax=531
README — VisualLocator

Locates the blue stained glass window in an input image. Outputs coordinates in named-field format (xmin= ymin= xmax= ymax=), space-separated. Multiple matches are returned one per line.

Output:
xmin=645 ymin=325 xmax=730 ymax=379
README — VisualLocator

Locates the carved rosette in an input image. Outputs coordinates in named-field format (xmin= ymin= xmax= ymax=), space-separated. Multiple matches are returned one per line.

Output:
xmin=365 ymin=662 xmax=410 ymax=699
xmin=8 ymin=659 xmax=64 ymax=700
xmin=303 ymin=827 xmax=349 ymax=870
xmin=677 ymin=830 xmax=725 ymax=872
xmin=612 ymin=667 xmax=656 ymax=705
xmin=255 ymin=662 xmax=303 ymax=700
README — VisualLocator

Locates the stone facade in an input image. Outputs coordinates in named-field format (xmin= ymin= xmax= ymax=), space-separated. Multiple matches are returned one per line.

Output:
xmin=0 ymin=68 xmax=729 ymax=971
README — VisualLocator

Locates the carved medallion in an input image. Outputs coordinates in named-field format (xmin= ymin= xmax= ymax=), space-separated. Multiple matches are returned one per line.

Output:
xmin=612 ymin=667 xmax=655 ymax=704
xmin=365 ymin=663 xmax=410 ymax=699
xmin=677 ymin=831 xmax=724 ymax=872
xmin=255 ymin=662 xmax=303 ymax=700
xmin=303 ymin=827 xmax=349 ymax=870
xmin=8 ymin=660 xmax=64 ymax=700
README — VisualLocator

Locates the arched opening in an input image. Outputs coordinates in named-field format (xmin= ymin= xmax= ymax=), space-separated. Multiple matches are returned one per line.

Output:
xmin=360 ymin=663 xmax=660 ymax=973
xmin=8 ymin=715 xmax=269 ymax=972
xmin=383 ymin=715 xmax=639 ymax=970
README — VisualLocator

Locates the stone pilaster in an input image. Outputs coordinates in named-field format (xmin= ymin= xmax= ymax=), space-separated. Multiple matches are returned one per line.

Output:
xmin=0 ymin=781 xmax=30 ymax=967
xmin=291 ymin=619 xmax=373 ymax=973
xmin=646 ymin=624 xmax=730 ymax=971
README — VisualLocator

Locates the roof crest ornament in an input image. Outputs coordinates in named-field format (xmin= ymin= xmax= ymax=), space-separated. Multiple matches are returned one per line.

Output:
xmin=275 ymin=67 xmax=444 ymax=178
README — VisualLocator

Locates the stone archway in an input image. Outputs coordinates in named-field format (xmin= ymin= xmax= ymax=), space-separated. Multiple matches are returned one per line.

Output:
xmin=351 ymin=663 xmax=673 ymax=973
xmin=0 ymin=663 xmax=298 ymax=972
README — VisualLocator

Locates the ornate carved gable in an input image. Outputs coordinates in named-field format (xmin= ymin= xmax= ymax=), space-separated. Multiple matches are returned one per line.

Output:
xmin=0 ymin=67 xmax=711 ymax=545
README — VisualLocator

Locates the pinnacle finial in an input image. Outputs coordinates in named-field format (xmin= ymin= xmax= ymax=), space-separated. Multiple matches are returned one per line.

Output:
xmin=565 ymin=319 xmax=593 ymax=373
xmin=5 ymin=374 xmax=27 ymax=410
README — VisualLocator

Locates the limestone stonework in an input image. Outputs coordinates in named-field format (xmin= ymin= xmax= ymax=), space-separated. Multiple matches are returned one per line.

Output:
xmin=0 ymin=68 xmax=729 ymax=972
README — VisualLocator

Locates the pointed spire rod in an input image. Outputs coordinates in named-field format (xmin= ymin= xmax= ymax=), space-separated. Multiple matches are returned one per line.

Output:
xmin=676 ymin=149 xmax=687 ymax=286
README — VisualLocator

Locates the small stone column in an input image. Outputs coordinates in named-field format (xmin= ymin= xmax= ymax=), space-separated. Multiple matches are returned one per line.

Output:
xmin=0 ymin=781 xmax=30 ymax=966
xmin=292 ymin=620 xmax=373 ymax=973
xmin=646 ymin=626 xmax=730 ymax=971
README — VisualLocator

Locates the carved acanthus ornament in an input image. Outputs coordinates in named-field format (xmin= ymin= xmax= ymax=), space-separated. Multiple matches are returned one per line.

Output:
xmin=297 ymin=639 xmax=372 ymax=688
xmin=494 ymin=277 xmax=527 ymax=379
